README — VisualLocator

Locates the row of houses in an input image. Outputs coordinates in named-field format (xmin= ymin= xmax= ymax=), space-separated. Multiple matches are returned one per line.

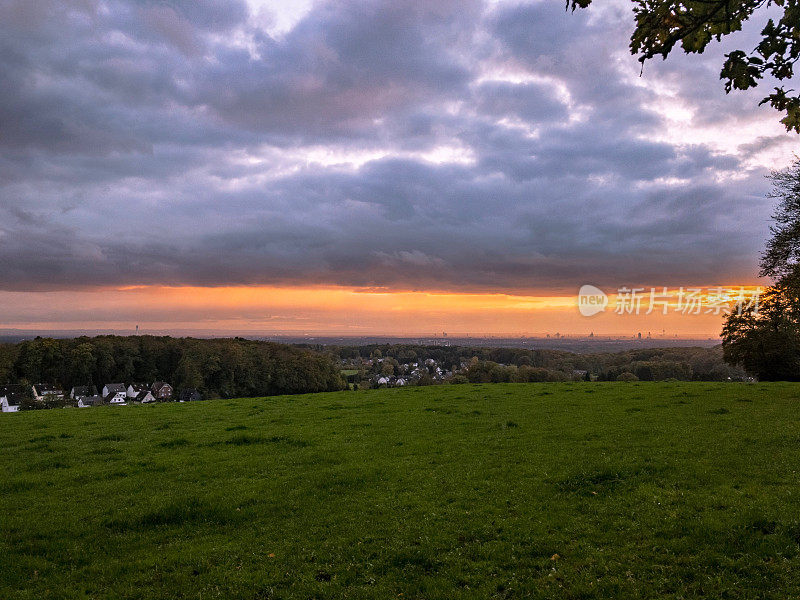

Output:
xmin=1 ymin=381 xmax=202 ymax=412
xmin=348 ymin=357 xmax=455 ymax=382
xmin=73 ymin=381 xmax=175 ymax=407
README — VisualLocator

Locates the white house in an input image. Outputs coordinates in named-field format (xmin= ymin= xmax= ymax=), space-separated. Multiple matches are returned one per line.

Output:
xmin=1 ymin=395 xmax=20 ymax=412
xmin=127 ymin=383 xmax=149 ymax=399
xmin=377 ymin=376 xmax=390 ymax=386
xmin=395 ymin=378 xmax=407 ymax=386
xmin=77 ymin=395 xmax=103 ymax=408
xmin=135 ymin=390 xmax=155 ymax=403
xmin=102 ymin=383 xmax=126 ymax=398
xmin=107 ymin=391 xmax=127 ymax=405
xmin=0 ymin=384 xmax=25 ymax=412
xmin=32 ymin=384 xmax=64 ymax=401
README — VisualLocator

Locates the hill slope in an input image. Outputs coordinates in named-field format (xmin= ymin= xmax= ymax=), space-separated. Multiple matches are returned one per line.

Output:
xmin=3 ymin=382 xmax=800 ymax=598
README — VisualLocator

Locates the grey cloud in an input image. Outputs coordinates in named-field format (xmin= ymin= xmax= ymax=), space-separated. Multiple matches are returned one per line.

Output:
xmin=473 ymin=81 xmax=568 ymax=123
xmin=191 ymin=0 xmax=481 ymax=139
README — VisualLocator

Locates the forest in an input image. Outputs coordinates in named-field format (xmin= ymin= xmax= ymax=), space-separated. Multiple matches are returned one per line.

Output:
xmin=0 ymin=336 xmax=346 ymax=399
xmin=319 ymin=343 xmax=748 ymax=383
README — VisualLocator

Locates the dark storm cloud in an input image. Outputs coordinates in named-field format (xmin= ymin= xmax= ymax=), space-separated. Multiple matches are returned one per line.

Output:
xmin=0 ymin=0 xmax=786 ymax=293
xmin=189 ymin=0 xmax=481 ymax=140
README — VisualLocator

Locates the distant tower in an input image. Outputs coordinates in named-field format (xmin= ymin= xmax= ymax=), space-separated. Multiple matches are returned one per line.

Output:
xmin=135 ymin=325 xmax=139 ymax=335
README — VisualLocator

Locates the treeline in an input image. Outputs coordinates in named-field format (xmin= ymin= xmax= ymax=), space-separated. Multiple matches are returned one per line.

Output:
xmin=316 ymin=344 xmax=747 ymax=382
xmin=0 ymin=336 xmax=346 ymax=398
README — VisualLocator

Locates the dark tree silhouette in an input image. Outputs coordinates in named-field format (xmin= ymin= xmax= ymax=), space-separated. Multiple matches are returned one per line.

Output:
xmin=723 ymin=159 xmax=800 ymax=379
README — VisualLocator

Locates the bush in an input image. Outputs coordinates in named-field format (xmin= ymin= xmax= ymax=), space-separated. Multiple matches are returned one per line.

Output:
xmin=616 ymin=372 xmax=639 ymax=382
xmin=514 ymin=366 xmax=567 ymax=382
xmin=417 ymin=374 xmax=434 ymax=386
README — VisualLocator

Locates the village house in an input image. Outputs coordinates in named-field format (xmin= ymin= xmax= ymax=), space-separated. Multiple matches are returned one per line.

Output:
xmin=4 ymin=379 xmax=177 ymax=411
xmin=135 ymin=390 xmax=156 ymax=403
xmin=0 ymin=395 xmax=20 ymax=412
xmin=0 ymin=396 xmax=20 ymax=412
xmin=152 ymin=381 xmax=173 ymax=400
xmin=126 ymin=383 xmax=149 ymax=399
xmin=77 ymin=395 xmax=104 ymax=408
xmin=102 ymin=383 xmax=125 ymax=398
xmin=32 ymin=384 xmax=64 ymax=401
xmin=179 ymin=388 xmax=202 ymax=402
xmin=102 ymin=383 xmax=127 ymax=404
xmin=0 ymin=384 xmax=26 ymax=412
xmin=70 ymin=385 xmax=97 ymax=400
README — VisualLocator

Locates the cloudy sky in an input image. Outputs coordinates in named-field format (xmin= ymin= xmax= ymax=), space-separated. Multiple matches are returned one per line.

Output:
xmin=0 ymin=0 xmax=796 ymax=335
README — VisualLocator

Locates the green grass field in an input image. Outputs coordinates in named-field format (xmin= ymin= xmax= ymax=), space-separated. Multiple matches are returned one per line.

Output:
xmin=3 ymin=382 xmax=800 ymax=599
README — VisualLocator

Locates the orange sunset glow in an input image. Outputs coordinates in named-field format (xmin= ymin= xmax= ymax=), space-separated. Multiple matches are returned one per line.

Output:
xmin=0 ymin=284 xmax=762 ymax=337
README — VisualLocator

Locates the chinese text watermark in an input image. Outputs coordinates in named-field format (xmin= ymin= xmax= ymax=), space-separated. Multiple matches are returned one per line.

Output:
xmin=578 ymin=286 xmax=761 ymax=317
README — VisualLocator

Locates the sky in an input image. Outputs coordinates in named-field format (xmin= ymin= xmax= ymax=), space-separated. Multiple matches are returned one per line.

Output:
xmin=0 ymin=0 xmax=796 ymax=337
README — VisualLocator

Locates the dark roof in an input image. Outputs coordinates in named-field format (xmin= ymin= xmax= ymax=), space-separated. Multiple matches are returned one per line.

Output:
xmin=128 ymin=383 xmax=149 ymax=391
xmin=103 ymin=383 xmax=126 ymax=394
xmin=81 ymin=395 xmax=104 ymax=406
xmin=152 ymin=381 xmax=172 ymax=392
xmin=71 ymin=385 xmax=97 ymax=397
xmin=34 ymin=384 xmax=63 ymax=395
xmin=1 ymin=387 xmax=24 ymax=406
xmin=136 ymin=390 xmax=154 ymax=401
xmin=179 ymin=388 xmax=202 ymax=401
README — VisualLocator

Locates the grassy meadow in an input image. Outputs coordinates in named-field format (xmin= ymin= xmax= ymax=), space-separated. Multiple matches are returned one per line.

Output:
xmin=3 ymin=382 xmax=800 ymax=598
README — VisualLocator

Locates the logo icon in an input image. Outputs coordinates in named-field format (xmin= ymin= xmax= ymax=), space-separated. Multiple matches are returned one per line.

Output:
xmin=578 ymin=284 xmax=608 ymax=317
